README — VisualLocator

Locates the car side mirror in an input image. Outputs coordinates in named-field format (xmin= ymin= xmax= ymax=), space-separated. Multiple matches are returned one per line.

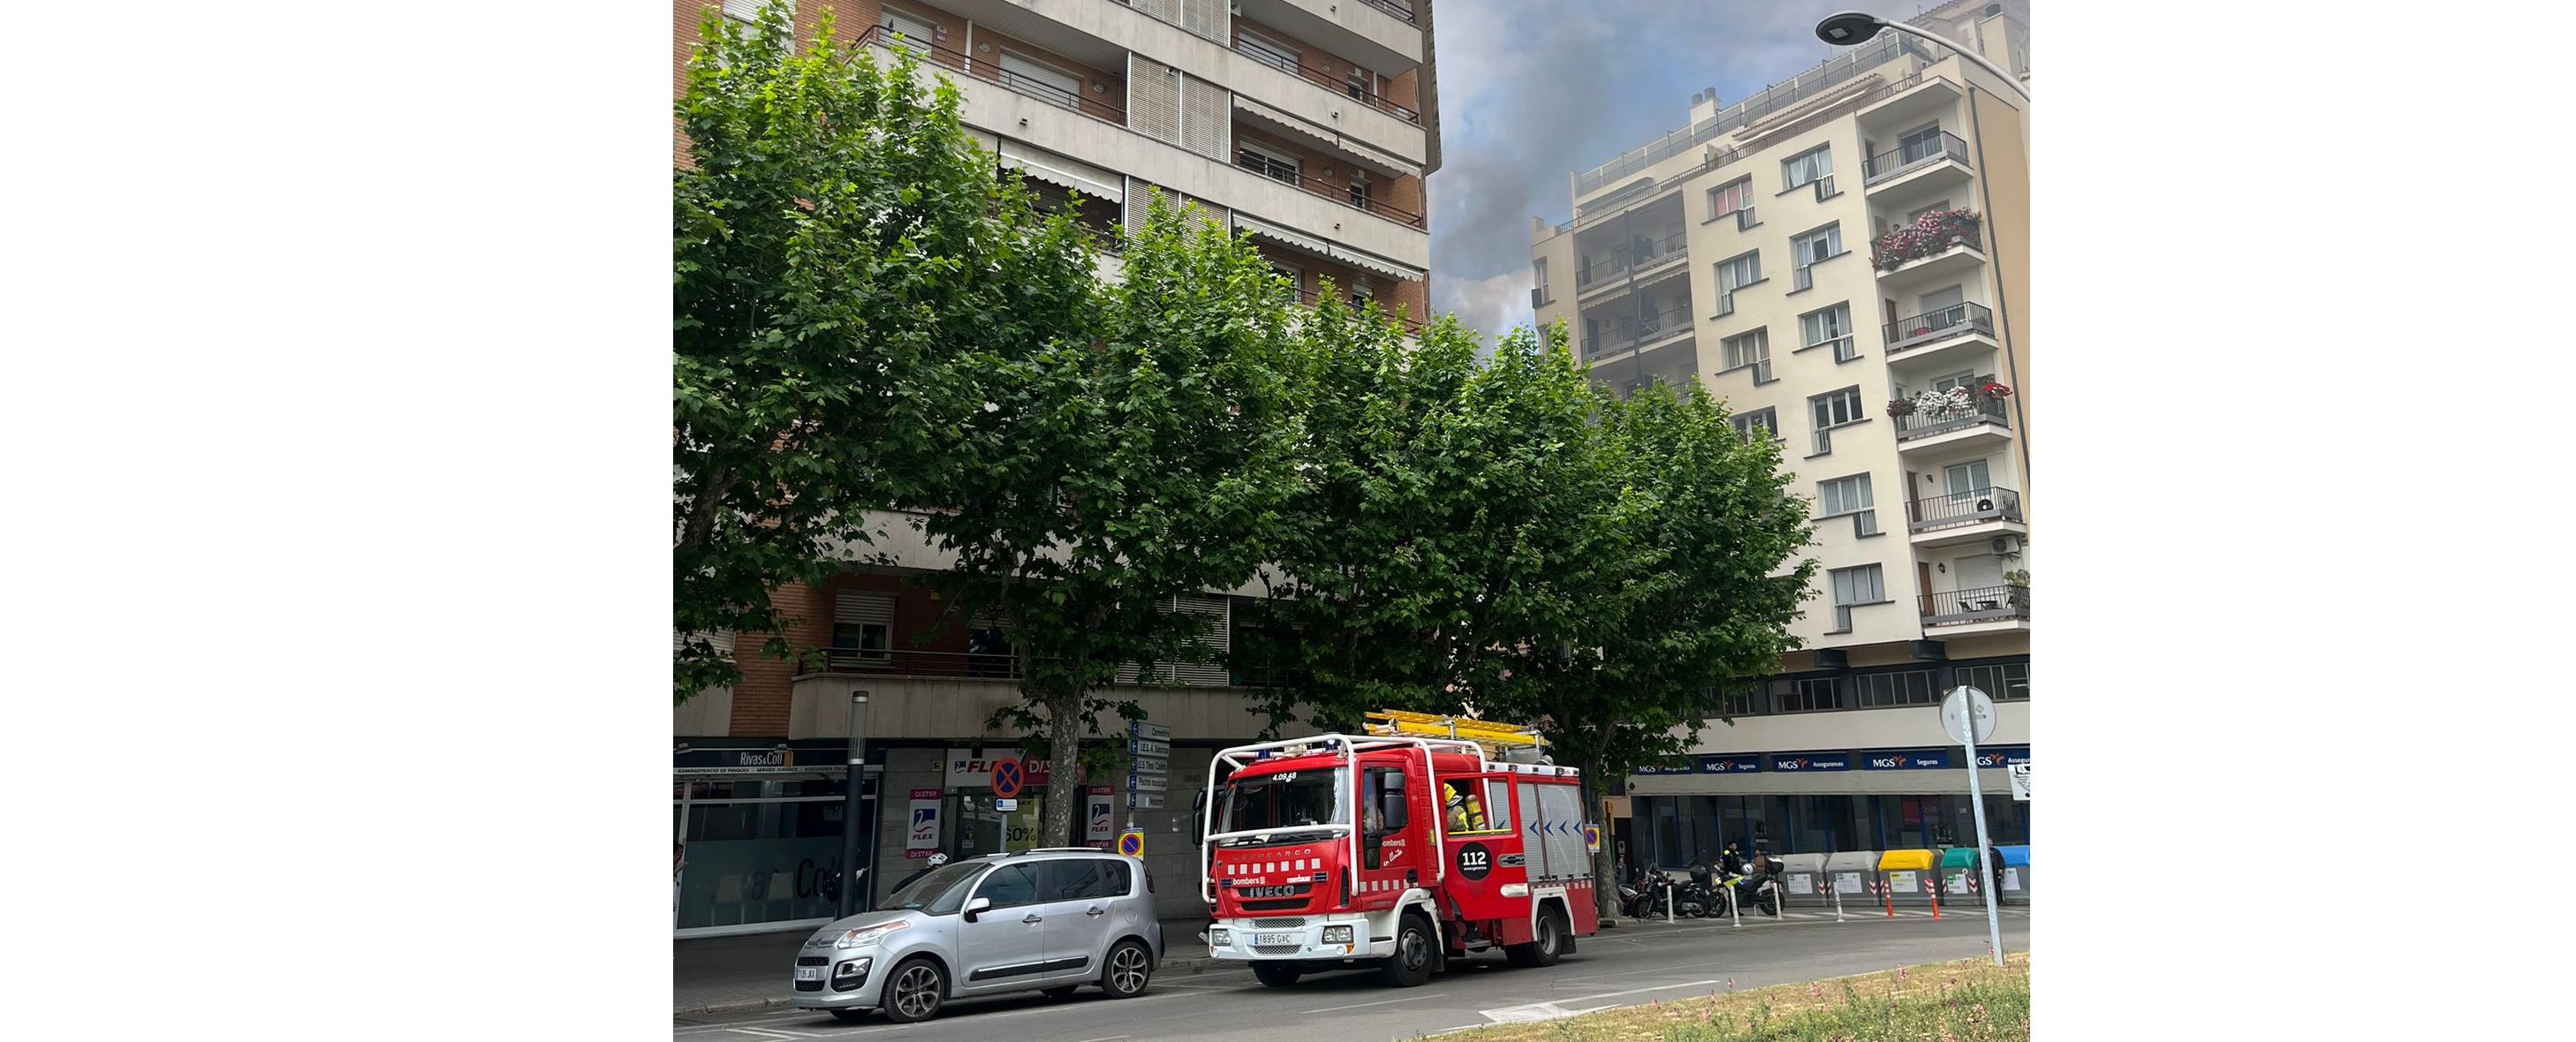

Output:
xmin=963 ymin=896 xmax=991 ymax=923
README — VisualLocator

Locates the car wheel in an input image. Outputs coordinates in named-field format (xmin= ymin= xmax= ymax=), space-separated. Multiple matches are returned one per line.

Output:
xmin=1252 ymin=963 xmax=1302 ymax=987
xmin=877 ymin=956 xmax=946 ymax=1024
xmin=1099 ymin=940 xmax=1153 ymax=999
xmin=1378 ymin=914 xmax=1434 ymax=987
xmin=826 ymin=1008 xmax=869 ymax=1023
xmin=1041 ymin=985 xmax=1081 ymax=1000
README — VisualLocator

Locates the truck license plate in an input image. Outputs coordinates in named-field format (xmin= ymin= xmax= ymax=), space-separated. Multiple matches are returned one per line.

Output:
xmin=1253 ymin=932 xmax=1298 ymax=946
xmin=794 ymin=967 xmax=825 ymax=982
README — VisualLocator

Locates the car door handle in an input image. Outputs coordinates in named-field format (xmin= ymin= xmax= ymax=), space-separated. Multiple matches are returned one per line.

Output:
xmin=1022 ymin=914 xmax=1044 ymax=924
xmin=1084 ymin=907 xmax=1106 ymax=917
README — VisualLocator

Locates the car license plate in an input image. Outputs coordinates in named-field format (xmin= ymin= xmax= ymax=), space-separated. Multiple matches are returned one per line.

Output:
xmin=1253 ymin=932 xmax=1298 ymax=947
xmin=794 ymin=967 xmax=825 ymax=982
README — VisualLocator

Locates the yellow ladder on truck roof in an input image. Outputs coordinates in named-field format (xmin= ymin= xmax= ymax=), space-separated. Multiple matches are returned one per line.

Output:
xmin=1362 ymin=710 xmax=1546 ymax=751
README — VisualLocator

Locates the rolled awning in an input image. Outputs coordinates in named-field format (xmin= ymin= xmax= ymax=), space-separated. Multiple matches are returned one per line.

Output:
xmin=997 ymin=139 xmax=1125 ymax=203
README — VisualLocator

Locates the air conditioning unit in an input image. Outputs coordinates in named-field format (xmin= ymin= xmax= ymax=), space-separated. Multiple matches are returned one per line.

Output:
xmin=1990 ymin=535 xmax=2021 ymax=555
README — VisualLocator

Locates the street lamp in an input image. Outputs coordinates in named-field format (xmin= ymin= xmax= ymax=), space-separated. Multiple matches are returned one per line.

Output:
xmin=1814 ymin=10 xmax=2031 ymax=100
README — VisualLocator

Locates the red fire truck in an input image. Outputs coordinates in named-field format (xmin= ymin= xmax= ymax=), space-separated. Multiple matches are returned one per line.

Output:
xmin=1195 ymin=712 xmax=1600 ymax=987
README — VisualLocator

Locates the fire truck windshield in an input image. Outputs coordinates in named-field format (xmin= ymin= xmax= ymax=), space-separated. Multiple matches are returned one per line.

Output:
xmin=1216 ymin=767 xmax=1347 ymax=844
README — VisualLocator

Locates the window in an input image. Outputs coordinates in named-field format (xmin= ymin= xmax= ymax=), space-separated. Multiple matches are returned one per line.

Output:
xmin=1957 ymin=661 xmax=2030 ymax=701
xmin=1783 ymin=146 xmax=1833 ymax=190
xmin=1721 ymin=328 xmax=1769 ymax=373
xmin=1712 ymin=251 xmax=1761 ymax=315
xmin=1708 ymin=177 xmax=1753 ymax=219
xmin=1044 ymin=858 xmax=1129 ymax=901
xmin=1236 ymin=140 xmax=1299 ymax=184
xmin=1800 ymin=303 xmax=1857 ymax=361
xmin=831 ymin=590 xmax=896 ymax=667
xmin=1817 ymin=474 xmax=1873 ymax=517
xmin=1731 ymin=407 xmax=1779 ymax=442
xmin=1237 ymin=31 xmax=1300 ymax=77
xmin=1854 ymin=669 xmax=1937 ymax=707
xmin=1792 ymin=223 xmax=1845 ymax=285
xmin=974 ymin=864 xmax=1042 ymax=910
xmin=1828 ymin=564 xmax=1886 ymax=632
xmin=1780 ymin=676 xmax=1843 ymax=713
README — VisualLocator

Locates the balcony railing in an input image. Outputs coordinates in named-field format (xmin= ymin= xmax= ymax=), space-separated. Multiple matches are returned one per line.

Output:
xmin=1921 ymin=584 xmax=2029 ymax=627
xmin=1892 ymin=388 xmax=2011 ymax=442
xmin=860 ymin=26 xmax=1127 ymax=125
xmin=1883 ymin=302 xmax=1996 ymax=355
xmin=1863 ymin=132 xmax=1971 ymax=185
xmin=1576 ymin=230 xmax=1688 ymax=290
xmin=1871 ymin=209 xmax=1982 ymax=271
xmin=1231 ymin=153 xmax=1424 ymax=228
xmin=1907 ymin=486 xmax=2023 ymax=532
xmin=1584 ymin=303 xmax=1694 ymax=359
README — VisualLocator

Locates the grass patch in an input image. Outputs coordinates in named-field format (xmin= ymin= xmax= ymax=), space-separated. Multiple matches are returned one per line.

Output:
xmin=1438 ymin=952 xmax=2028 ymax=1042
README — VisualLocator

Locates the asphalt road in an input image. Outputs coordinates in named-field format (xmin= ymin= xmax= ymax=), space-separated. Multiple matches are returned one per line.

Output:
xmin=673 ymin=906 xmax=2029 ymax=1041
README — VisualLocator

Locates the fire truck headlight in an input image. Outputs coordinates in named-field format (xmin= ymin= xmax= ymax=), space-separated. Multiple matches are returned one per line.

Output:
xmin=1500 ymin=883 xmax=1530 ymax=898
xmin=1208 ymin=927 xmax=1231 ymax=946
xmin=1321 ymin=925 xmax=1353 ymax=945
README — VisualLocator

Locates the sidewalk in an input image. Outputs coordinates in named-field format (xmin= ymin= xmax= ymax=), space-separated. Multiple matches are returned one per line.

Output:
xmin=674 ymin=917 xmax=1223 ymax=1017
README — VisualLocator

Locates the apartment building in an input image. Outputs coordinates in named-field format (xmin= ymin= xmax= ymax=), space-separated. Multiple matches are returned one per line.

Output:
xmin=672 ymin=0 xmax=1442 ymax=937
xmin=1528 ymin=0 xmax=2029 ymax=868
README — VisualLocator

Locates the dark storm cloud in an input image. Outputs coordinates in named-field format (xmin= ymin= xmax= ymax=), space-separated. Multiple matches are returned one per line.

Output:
xmin=1425 ymin=0 xmax=1863 ymax=343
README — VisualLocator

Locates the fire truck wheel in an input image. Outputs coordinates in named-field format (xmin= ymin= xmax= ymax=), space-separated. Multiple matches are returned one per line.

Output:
xmin=1251 ymin=963 xmax=1303 ymax=987
xmin=1505 ymin=906 xmax=1565 ymax=968
xmin=1379 ymin=913 xmax=1435 ymax=987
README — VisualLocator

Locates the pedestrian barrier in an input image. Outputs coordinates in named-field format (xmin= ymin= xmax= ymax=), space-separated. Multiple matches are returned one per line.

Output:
xmin=1876 ymin=849 xmax=1938 ymax=909
xmin=1995 ymin=844 xmax=2029 ymax=904
xmin=1823 ymin=850 xmax=1878 ymax=912
xmin=1773 ymin=852 xmax=1829 ymax=909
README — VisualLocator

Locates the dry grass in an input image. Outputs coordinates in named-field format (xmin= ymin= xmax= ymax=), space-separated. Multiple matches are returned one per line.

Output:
xmin=1435 ymin=952 xmax=2030 ymax=1042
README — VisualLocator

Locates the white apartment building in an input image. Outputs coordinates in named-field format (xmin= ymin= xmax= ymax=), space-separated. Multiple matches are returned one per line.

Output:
xmin=1528 ymin=0 xmax=2029 ymax=866
xmin=673 ymin=0 xmax=1443 ymax=937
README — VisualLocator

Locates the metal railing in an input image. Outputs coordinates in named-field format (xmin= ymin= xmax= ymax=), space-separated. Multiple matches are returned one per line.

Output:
xmin=1893 ymin=390 xmax=2010 ymax=442
xmin=1921 ymin=584 xmax=2030 ymax=627
xmin=859 ymin=27 xmax=1128 ymax=125
xmin=1906 ymin=486 xmax=2023 ymax=532
xmin=1576 ymin=230 xmax=1688 ymax=290
xmin=1883 ymin=302 xmax=1996 ymax=355
xmin=1864 ymin=132 xmax=1971 ymax=184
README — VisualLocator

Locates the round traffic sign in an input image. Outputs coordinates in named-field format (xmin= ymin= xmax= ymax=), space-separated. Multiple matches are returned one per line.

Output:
xmin=1939 ymin=687 xmax=1997 ymax=746
xmin=989 ymin=758 xmax=1026 ymax=798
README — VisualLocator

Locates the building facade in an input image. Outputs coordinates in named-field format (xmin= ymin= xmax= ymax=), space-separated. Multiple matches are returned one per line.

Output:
xmin=1529 ymin=0 xmax=2030 ymax=870
xmin=674 ymin=0 xmax=1442 ymax=937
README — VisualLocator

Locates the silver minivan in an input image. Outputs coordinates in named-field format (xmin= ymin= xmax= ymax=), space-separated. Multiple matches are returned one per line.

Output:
xmin=791 ymin=849 xmax=1163 ymax=1023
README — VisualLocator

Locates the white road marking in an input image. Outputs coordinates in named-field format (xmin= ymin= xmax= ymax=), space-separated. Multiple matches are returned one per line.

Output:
xmin=1478 ymin=978 xmax=1723 ymax=1023
xmin=1300 ymin=994 xmax=1423 ymax=1014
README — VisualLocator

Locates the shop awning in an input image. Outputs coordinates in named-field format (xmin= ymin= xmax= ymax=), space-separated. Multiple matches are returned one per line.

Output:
xmin=997 ymin=139 xmax=1124 ymax=203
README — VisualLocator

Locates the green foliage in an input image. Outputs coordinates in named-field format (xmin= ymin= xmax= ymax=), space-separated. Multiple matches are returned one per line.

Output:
xmin=671 ymin=1 xmax=1095 ymax=703
xmin=917 ymin=192 xmax=1305 ymax=845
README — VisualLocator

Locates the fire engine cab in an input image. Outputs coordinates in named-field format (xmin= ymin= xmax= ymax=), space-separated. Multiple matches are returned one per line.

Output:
xmin=1195 ymin=712 xmax=1600 ymax=987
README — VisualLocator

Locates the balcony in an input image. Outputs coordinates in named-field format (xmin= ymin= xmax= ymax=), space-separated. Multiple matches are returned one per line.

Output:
xmin=1883 ymin=302 xmax=1996 ymax=359
xmin=1906 ymin=486 xmax=2025 ymax=547
xmin=1890 ymin=383 xmax=2012 ymax=447
xmin=1583 ymin=302 xmax=1694 ymax=360
xmin=1863 ymin=132 xmax=1972 ymax=191
xmin=1921 ymin=584 xmax=2029 ymax=629
xmin=1575 ymin=230 xmax=1688 ymax=296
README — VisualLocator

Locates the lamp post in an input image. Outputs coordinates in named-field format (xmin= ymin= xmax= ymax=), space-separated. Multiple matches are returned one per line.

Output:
xmin=1814 ymin=11 xmax=2031 ymax=100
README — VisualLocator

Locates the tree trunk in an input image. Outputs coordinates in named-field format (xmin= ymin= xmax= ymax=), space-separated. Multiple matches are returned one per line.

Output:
xmin=1041 ymin=683 xmax=1085 ymax=849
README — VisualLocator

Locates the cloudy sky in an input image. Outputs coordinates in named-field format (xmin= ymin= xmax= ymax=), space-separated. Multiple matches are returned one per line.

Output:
xmin=1426 ymin=0 xmax=1882 ymax=344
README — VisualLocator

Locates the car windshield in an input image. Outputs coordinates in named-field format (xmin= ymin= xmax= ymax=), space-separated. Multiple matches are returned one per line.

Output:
xmin=1217 ymin=767 xmax=1347 ymax=842
xmin=875 ymin=862 xmax=986 ymax=915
